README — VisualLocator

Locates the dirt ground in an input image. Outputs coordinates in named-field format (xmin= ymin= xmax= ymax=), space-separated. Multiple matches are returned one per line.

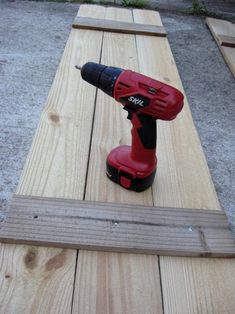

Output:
xmin=0 ymin=1 xmax=234 ymax=228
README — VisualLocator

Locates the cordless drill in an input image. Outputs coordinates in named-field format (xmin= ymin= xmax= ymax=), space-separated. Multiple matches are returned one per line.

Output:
xmin=76 ymin=62 xmax=184 ymax=192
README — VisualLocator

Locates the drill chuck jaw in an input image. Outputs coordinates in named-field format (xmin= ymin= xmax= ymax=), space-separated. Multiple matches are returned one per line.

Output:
xmin=80 ymin=62 xmax=123 ymax=96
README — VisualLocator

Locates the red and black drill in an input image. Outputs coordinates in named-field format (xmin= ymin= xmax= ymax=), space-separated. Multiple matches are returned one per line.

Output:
xmin=76 ymin=62 xmax=184 ymax=192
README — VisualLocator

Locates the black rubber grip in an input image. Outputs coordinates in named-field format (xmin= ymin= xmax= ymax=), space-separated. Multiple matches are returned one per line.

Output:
xmin=137 ymin=114 xmax=156 ymax=149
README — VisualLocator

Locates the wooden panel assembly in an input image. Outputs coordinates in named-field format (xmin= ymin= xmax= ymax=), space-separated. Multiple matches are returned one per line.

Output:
xmin=206 ymin=17 xmax=235 ymax=76
xmin=73 ymin=16 xmax=167 ymax=36
xmin=1 ymin=5 xmax=235 ymax=314
xmin=1 ymin=195 xmax=234 ymax=257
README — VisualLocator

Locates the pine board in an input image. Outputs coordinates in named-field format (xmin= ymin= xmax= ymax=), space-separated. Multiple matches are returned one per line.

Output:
xmin=0 ymin=5 xmax=106 ymax=314
xmin=72 ymin=16 xmax=167 ymax=36
xmin=134 ymin=10 xmax=235 ymax=313
xmin=206 ymin=17 xmax=235 ymax=77
xmin=73 ymin=7 xmax=163 ymax=314
xmin=1 ymin=195 xmax=234 ymax=257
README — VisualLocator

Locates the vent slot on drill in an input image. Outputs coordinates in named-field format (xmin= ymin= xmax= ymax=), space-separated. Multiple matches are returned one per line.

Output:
xmin=118 ymin=82 xmax=131 ymax=88
xmin=156 ymin=98 xmax=167 ymax=104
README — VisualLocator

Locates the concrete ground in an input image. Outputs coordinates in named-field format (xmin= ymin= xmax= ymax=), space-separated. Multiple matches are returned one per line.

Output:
xmin=147 ymin=0 xmax=235 ymax=21
xmin=0 ymin=1 xmax=234 ymax=229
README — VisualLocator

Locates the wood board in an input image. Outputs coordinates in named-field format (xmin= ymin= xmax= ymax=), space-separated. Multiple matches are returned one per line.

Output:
xmin=218 ymin=34 xmax=235 ymax=47
xmin=137 ymin=11 xmax=235 ymax=312
xmin=1 ymin=195 xmax=234 ymax=258
xmin=206 ymin=17 xmax=235 ymax=76
xmin=0 ymin=5 xmax=235 ymax=314
xmin=73 ymin=7 xmax=163 ymax=313
xmin=72 ymin=16 xmax=167 ymax=36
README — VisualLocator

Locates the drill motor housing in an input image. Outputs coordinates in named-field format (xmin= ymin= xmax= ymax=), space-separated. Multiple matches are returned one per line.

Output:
xmin=114 ymin=70 xmax=184 ymax=121
xmin=79 ymin=62 xmax=184 ymax=192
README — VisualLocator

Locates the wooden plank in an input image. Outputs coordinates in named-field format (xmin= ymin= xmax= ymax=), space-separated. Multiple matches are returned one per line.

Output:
xmin=1 ymin=195 xmax=234 ymax=258
xmin=206 ymin=17 xmax=235 ymax=76
xmin=0 ymin=5 xmax=106 ymax=314
xmin=73 ymin=7 xmax=163 ymax=314
xmin=218 ymin=34 xmax=235 ymax=47
xmin=133 ymin=10 xmax=235 ymax=313
xmin=72 ymin=16 xmax=167 ymax=37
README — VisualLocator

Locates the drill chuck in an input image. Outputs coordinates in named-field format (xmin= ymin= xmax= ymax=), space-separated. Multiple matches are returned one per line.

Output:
xmin=80 ymin=62 xmax=123 ymax=96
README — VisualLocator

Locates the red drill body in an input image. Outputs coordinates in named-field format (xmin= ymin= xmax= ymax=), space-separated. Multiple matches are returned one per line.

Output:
xmin=78 ymin=62 xmax=184 ymax=192
xmin=114 ymin=70 xmax=183 ymax=121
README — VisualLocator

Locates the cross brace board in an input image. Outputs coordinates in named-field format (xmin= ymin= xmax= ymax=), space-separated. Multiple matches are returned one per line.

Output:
xmin=1 ymin=195 xmax=234 ymax=257
xmin=218 ymin=34 xmax=235 ymax=47
xmin=72 ymin=16 xmax=167 ymax=36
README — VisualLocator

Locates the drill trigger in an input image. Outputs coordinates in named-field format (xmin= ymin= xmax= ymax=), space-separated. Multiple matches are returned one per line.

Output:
xmin=123 ymin=106 xmax=135 ymax=120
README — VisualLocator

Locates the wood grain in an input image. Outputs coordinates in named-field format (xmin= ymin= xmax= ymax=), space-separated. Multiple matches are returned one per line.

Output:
xmin=206 ymin=17 xmax=235 ymax=76
xmin=73 ymin=7 xmax=163 ymax=314
xmin=72 ymin=16 xmax=167 ymax=36
xmin=0 ymin=5 xmax=106 ymax=314
xmin=133 ymin=9 xmax=235 ymax=313
xmin=1 ymin=195 xmax=234 ymax=257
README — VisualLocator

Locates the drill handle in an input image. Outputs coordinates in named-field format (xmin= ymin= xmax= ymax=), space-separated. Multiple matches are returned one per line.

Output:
xmin=130 ymin=113 xmax=157 ymax=164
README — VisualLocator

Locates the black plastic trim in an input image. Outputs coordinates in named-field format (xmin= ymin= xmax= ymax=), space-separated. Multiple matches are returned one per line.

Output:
xmin=106 ymin=162 xmax=156 ymax=192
